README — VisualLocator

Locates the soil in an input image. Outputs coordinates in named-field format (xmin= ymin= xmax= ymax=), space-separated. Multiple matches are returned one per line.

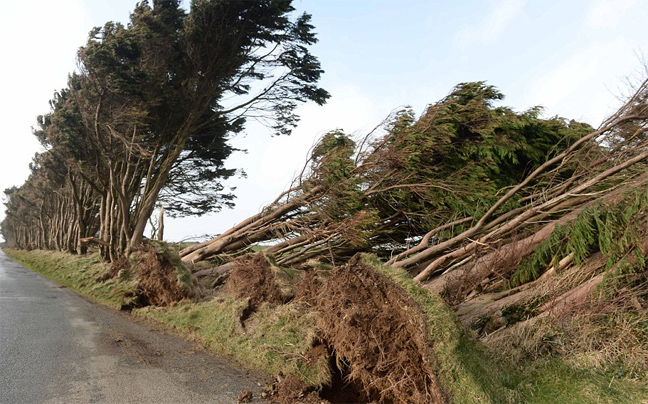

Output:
xmin=319 ymin=353 xmax=374 ymax=404
xmin=228 ymin=252 xmax=285 ymax=309
xmin=135 ymin=247 xmax=187 ymax=307
xmin=97 ymin=255 xmax=129 ymax=282
xmin=261 ymin=373 xmax=330 ymax=404
xmin=226 ymin=253 xmax=447 ymax=403
xmin=294 ymin=268 xmax=324 ymax=304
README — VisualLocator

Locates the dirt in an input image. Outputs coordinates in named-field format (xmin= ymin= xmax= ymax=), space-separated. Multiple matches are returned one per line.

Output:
xmin=303 ymin=342 xmax=328 ymax=367
xmin=228 ymin=252 xmax=286 ymax=310
xmin=135 ymin=247 xmax=187 ymax=307
xmin=237 ymin=390 xmax=254 ymax=403
xmin=97 ymin=255 xmax=129 ymax=282
xmin=313 ymin=255 xmax=445 ymax=404
xmin=259 ymin=373 xmax=329 ymax=404
xmin=294 ymin=268 xmax=324 ymax=303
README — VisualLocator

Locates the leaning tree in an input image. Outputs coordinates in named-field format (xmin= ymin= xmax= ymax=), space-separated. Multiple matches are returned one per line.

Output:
xmin=178 ymin=78 xmax=648 ymax=341
xmin=10 ymin=0 xmax=329 ymax=260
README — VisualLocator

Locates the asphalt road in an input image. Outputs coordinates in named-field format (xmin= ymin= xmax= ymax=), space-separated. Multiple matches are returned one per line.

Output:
xmin=0 ymin=250 xmax=265 ymax=404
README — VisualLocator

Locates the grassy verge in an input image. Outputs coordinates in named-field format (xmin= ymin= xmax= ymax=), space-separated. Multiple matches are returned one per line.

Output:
xmin=138 ymin=299 xmax=329 ymax=387
xmin=6 ymin=248 xmax=647 ymax=403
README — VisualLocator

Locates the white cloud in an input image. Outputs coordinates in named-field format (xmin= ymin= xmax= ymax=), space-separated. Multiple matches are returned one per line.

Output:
xmin=586 ymin=0 xmax=637 ymax=29
xmin=454 ymin=0 xmax=526 ymax=46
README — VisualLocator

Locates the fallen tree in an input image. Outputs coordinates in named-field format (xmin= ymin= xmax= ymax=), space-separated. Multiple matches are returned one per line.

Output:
xmin=178 ymin=79 xmax=648 ymax=380
xmin=181 ymin=79 xmax=648 ymax=277
xmin=180 ymin=82 xmax=595 ymax=269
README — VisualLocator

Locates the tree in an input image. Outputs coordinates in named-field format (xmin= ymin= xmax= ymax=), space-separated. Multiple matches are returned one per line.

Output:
xmin=179 ymin=82 xmax=593 ymax=269
xmin=15 ymin=0 xmax=329 ymax=260
xmin=2 ymin=150 xmax=100 ymax=253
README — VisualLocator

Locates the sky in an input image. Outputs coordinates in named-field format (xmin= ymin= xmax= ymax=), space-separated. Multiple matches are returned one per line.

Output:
xmin=1 ymin=0 xmax=647 ymax=242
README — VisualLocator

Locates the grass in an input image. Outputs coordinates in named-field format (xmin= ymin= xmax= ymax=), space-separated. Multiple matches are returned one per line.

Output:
xmin=519 ymin=359 xmax=648 ymax=404
xmin=362 ymin=254 xmax=648 ymax=404
xmin=4 ymin=248 xmax=135 ymax=308
xmin=137 ymin=297 xmax=330 ymax=387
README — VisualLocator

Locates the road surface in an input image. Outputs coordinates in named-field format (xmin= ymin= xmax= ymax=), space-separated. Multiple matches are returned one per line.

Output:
xmin=0 ymin=250 xmax=265 ymax=403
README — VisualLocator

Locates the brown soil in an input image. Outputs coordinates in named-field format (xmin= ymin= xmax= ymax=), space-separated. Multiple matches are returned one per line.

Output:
xmin=237 ymin=389 xmax=253 ymax=403
xmin=303 ymin=342 xmax=328 ymax=367
xmin=262 ymin=373 xmax=330 ymax=404
xmin=294 ymin=269 xmax=324 ymax=304
xmin=134 ymin=247 xmax=187 ymax=307
xmin=227 ymin=252 xmax=285 ymax=309
xmin=314 ymin=255 xmax=445 ymax=404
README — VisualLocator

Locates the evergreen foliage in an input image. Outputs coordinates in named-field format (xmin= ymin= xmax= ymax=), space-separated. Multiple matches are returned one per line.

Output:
xmin=511 ymin=189 xmax=648 ymax=287
xmin=179 ymin=82 xmax=596 ymax=266
xmin=364 ymin=82 xmax=591 ymax=252
xmin=2 ymin=0 xmax=329 ymax=258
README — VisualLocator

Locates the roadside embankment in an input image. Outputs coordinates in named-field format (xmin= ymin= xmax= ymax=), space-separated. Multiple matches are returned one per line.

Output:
xmin=6 ymin=247 xmax=648 ymax=404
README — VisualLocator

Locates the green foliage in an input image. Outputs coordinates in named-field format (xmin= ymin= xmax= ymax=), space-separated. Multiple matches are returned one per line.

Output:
xmin=311 ymin=130 xmax=357 ymax=186
xmin=233 ymin=82 xmax=595 ymax=266
xmin=366 ymin=82 xmax=592 ymax=251
xmin=3 ymin=0 xmax=330 ymax=255
xmin=512 ymin=190 xmax=648 ymax=287
xmin=596 ymin=192 xmax=647 ymax=271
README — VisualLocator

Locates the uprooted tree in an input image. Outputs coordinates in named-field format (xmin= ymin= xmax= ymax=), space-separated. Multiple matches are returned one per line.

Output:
xmin=180 ymin=77 xmax=648 ymax=326
xmin=179 ymin=81 xmax=595 ymax=266
xmin=2 ymin=0 xmax=329 ymax=260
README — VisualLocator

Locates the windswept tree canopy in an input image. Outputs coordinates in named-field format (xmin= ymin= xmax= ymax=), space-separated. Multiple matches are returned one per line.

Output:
xmin=3 ymin=0 xmax=329 ymax=259
xmin=179 ymin=82 xmax=595 ymax=265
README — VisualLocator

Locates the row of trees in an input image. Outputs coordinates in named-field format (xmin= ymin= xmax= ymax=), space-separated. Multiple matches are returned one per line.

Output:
xmin=2 ymin=0 xmax=328 ymax=260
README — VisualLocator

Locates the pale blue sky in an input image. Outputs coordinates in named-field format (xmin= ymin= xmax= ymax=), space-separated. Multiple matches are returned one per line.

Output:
xmin=1 ymin=0 xmax=647 ymax=241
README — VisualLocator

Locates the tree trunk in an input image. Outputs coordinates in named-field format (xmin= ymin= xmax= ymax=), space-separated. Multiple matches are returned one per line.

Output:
xmin=157 ymin=206 xmax=164 ymax=241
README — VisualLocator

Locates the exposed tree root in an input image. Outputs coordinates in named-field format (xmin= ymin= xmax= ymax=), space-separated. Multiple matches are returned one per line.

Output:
xmin=314 ymin=256 xmax=445 ymax=404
